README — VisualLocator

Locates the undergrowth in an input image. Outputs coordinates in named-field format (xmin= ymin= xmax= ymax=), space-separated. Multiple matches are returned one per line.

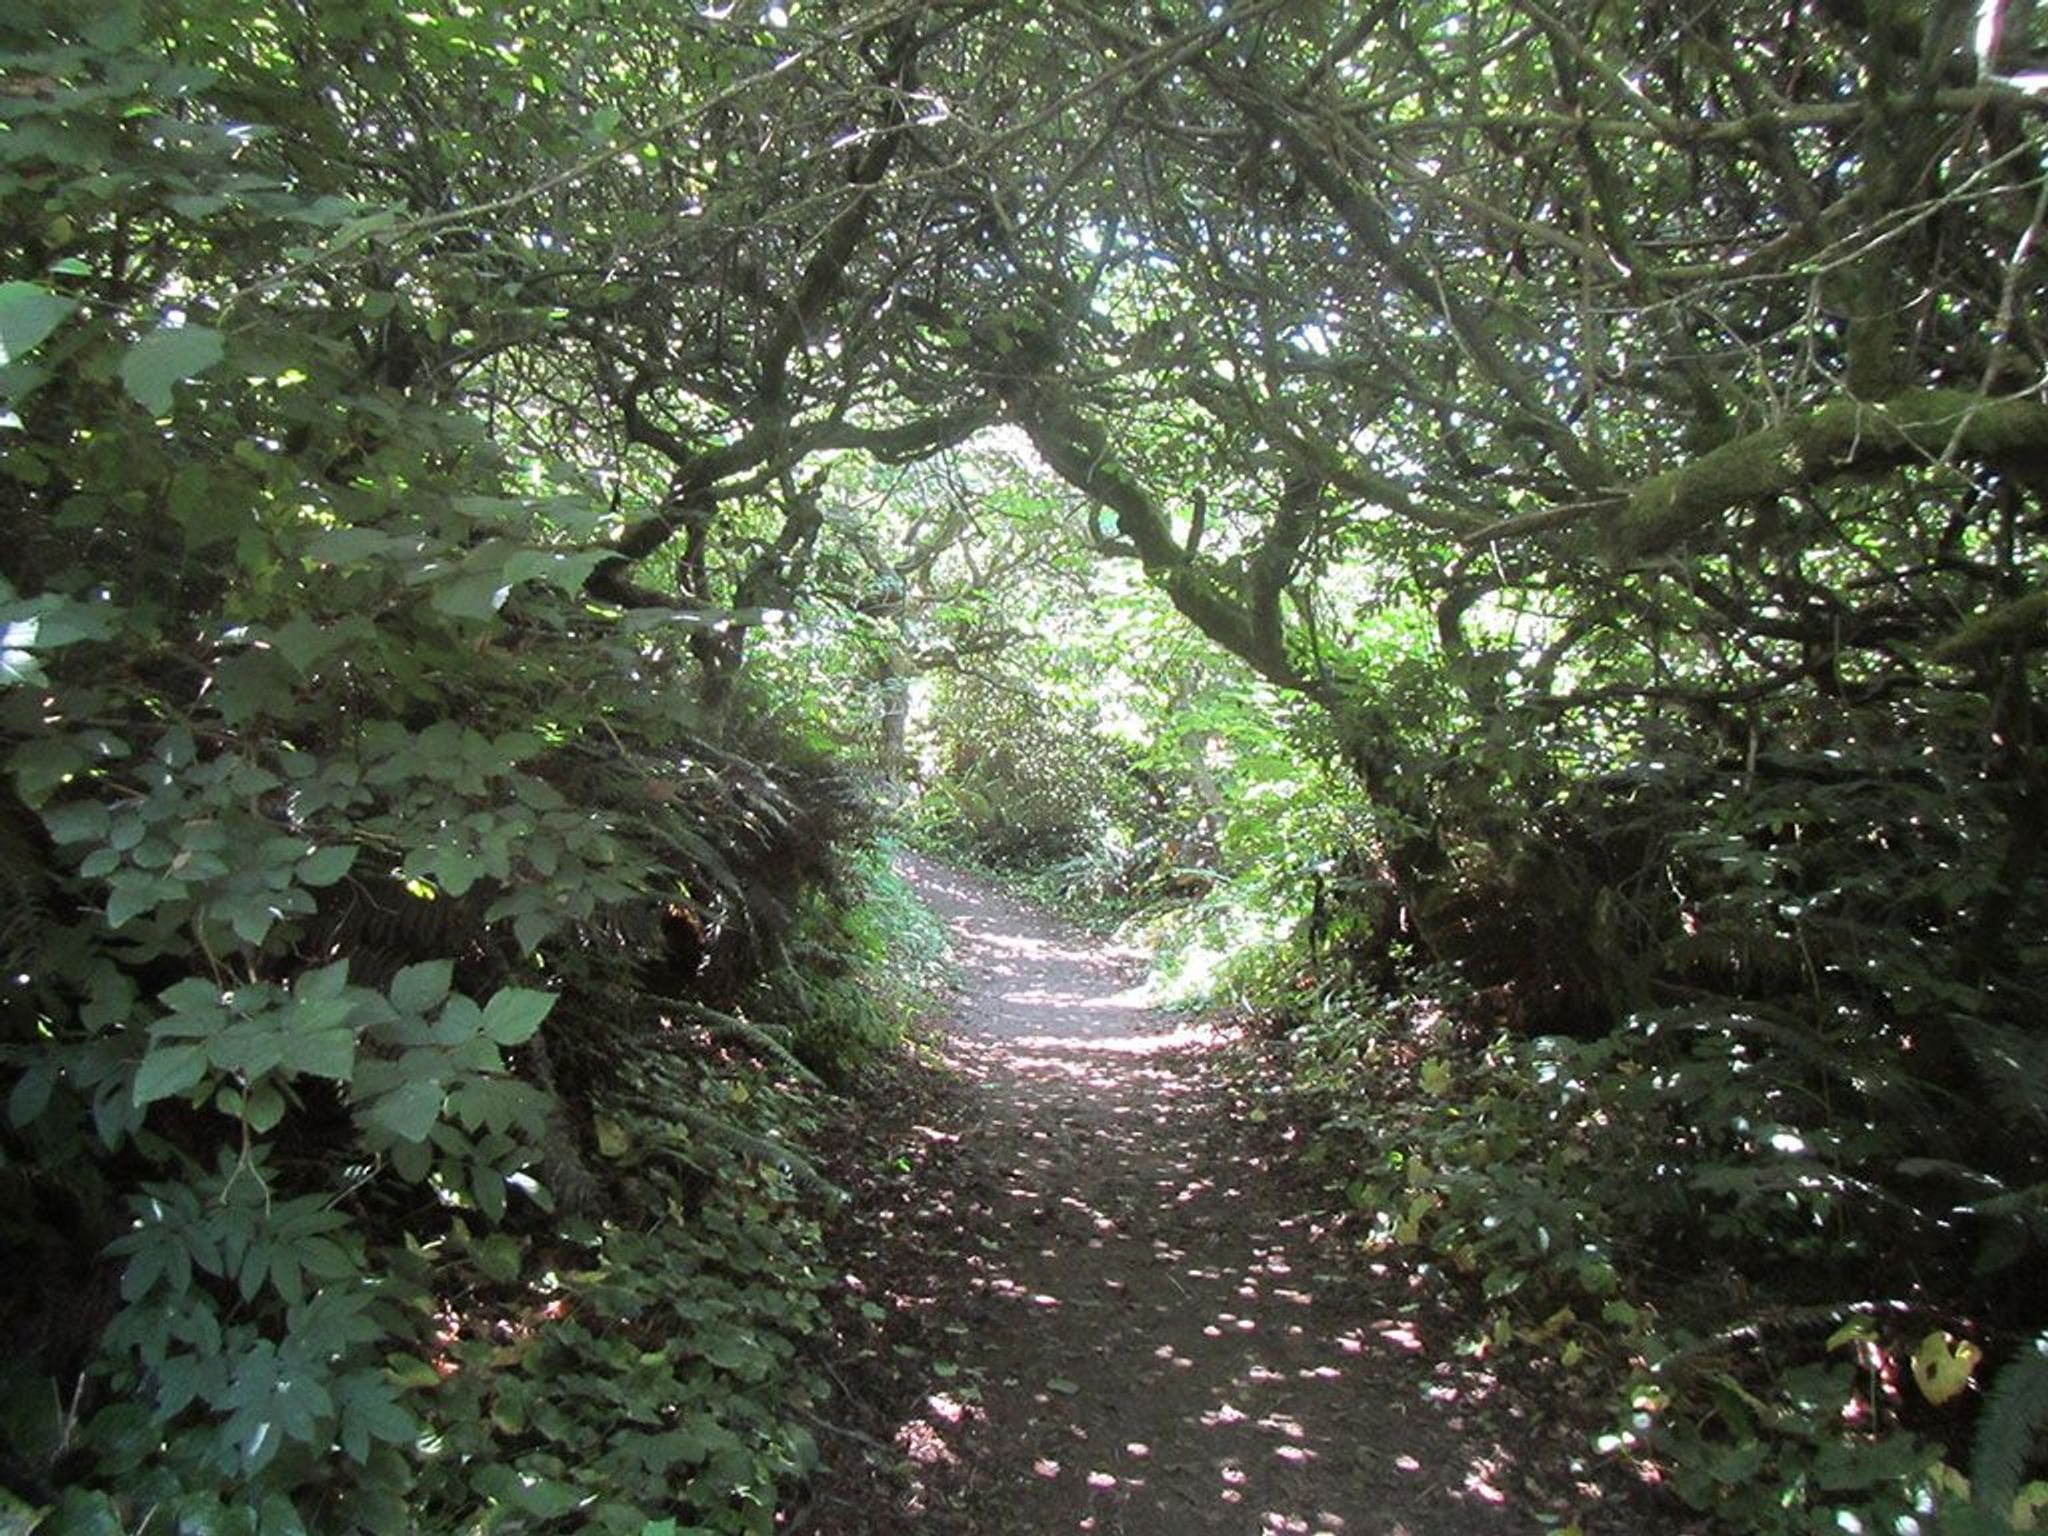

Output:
xmin=0 ymin=841 xmax=945 ymax=1536
xmin=1266 ymin=970 xmax=2048 ymax=1536
xmin=749 ymin=841 xmax=954 ymax=1083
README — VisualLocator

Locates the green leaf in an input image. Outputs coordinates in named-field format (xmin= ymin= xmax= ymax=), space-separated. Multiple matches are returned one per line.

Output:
xmin=306 ymin=527 xmax=400 ymax=564
xmin=502 ymin=548 xmax=607 ymax=590
xmin=244 ymin=1081 xmax=286 ymax=1132
xmin=0 ymin=282 xmax=78 ymax=367
xmin=120 ymin=325 xmax=225 ymax=415
xmin=296 ymin=961 xmax=351 ymax=1003
xmin=480 ymin=987 xmax=554 ymax=1046
xmin=297 ymin=844 xmax=357 ymax=887
xmin=365 ymin=1079 xmax=442 ymax=1143
xmin=289 ymin=1028 xmax=356 ymax=1082
xmin=473 ymin=1233 xmax=522 ymax=1284
xmin=430 ymin=574 xmax=512 ymax=621
xmin=389 ymin=960 xmax=453 ymax=1016
xmin=337 ymin=1374 xmax=415 ymax=1465
xmin=1913 ymin=1330 xmax=1982 ymax=1405
xmin=8 ymin=1061 xmax=56 ymax=1127
xmin=42 ymin=802 xmax=109 ymax=844
xmin=133 ymin=1044 xmax=208 ymax=1106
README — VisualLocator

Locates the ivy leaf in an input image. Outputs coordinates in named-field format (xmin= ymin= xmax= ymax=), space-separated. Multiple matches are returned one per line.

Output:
xmin=480 ymin=987 xmax=554 ymax=1046
xmin=120 ymin=325 xmax=225 ymax=415
xmin=0 ymin=281 xmax=78 ymax=366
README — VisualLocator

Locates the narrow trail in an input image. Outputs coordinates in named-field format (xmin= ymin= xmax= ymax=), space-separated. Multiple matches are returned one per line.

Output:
xmin=815 ymin=858 xmax=1601 ymax=1535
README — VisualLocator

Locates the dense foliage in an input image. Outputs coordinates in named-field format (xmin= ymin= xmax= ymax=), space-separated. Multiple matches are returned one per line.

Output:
xmin=0 ymin=4 xmax=943 ymax=1531
xmin=5 ymin=0 xmax=2048 ymax=1530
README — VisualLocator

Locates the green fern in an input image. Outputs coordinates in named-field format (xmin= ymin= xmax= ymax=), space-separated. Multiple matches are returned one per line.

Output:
xmin=1973 ymin=1331 xmax=2048 ymax=1517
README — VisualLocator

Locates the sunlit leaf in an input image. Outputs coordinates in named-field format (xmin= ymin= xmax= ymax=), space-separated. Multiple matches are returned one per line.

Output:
xmin=1912 ymin=1330 xmax=1983 ymax=1405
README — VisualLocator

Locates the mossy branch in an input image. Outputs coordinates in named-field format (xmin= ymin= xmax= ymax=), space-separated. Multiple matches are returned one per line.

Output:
xmin=1608 ymin=391 xmax=2048 ymax=561
xmin=1932 ymin=590 xmax=2048 ymax=663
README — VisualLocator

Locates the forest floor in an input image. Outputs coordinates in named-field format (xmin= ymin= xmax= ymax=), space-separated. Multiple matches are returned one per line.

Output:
xmin=800 ymin=857 xmax=1681 ymax=1536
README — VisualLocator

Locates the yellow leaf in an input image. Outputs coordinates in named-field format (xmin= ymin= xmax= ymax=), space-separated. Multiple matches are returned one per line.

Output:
xmin=1927 ymin=1462 xmax=1971 ymax=1499
xmin=1910 ymin=1331 xmax=1982 ymax=1405
xmin=1394 ymin=1190 xmax=1437 ymax=1243
xmin=594 ymin=1114 xmax=631 ymax=1158
xmin=2013 ymin=1480 xmax=2048 ymax=1530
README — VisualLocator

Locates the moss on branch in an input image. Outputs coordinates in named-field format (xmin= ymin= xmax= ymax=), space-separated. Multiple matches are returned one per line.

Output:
xmin=1933 ymin=590 xmax=2048 ymax=663
xmin=1610 ymin=391 xmax=2048 ymax=560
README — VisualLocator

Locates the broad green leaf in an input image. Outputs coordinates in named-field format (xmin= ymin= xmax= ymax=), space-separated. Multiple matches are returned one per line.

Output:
xmin=289 ymin=1028 xmax=355 ymax=1082
xmin=432 ymin=848 xmax=483 ymax=897
xmin=480 ymin=987 xmax=554 ymax=1046
xmin=43 ymin=802 xmax=109 ymax=844
xmin=389 ymin=959 xmax=453 ymax=1015
xmin=8 ymin=1061 xmax=56 ymax=1127
xmin=474 ymin=1233 xmax=522 ymax=1284
xmin=305 ymin=527 xmax=401 ymax=564
xmin=502 ymin=548 xmax=607 ymax=590
xmin=365 ymin=1079 xmax=442 ymax=1143
xmin=244 ymin=1081 xmax=286 ymax=1132
xmin=107 ymin=877 xmax=168 ymax=928
xmin=133 ymin=1044 xmax=208 ymax=1106
xmin=0 ymin=281 xmax=78 ymax=366
xmin=296 ymin=960 xmax=351 ymax=1003
xmin=160 ymin=976 xmax=225 ymax=1014
xmin=430 ymin=573 xmax=512 ymax=621
xmin=120 ymin=325 xmax=225 ymax=415
xmin=297 ymin=844 xmax=357 ymax=887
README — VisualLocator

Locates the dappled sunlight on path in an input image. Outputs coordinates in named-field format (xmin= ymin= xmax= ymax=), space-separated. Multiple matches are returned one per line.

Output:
xmin=876 ymin=856 xmax=1535 ymax=1536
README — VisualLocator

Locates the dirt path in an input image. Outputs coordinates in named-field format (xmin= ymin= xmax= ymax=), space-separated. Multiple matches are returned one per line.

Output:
xmin=810 ymin=858 xmax=1618 ymax=1535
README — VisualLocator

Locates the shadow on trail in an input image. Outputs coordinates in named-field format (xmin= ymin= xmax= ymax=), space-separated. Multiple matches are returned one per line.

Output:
xmin=870 ymin=855 xmax=1558 ymax=1536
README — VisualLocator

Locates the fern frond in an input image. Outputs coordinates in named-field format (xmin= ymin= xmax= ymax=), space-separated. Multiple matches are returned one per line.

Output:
xmin=1958 ymin=1021 xmax=2048 ymax=1134
xmin=1973 ymin=1330 xmax=2048 ymax=1513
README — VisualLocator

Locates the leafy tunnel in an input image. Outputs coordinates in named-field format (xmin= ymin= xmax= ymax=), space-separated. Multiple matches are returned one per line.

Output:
xmin=2 ymin=1 xmax=2047 ymax=1532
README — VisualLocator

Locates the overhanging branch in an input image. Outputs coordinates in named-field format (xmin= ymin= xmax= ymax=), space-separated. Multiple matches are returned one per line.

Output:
xmin=1608 ymin=390 xmax=2048 ymax=561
